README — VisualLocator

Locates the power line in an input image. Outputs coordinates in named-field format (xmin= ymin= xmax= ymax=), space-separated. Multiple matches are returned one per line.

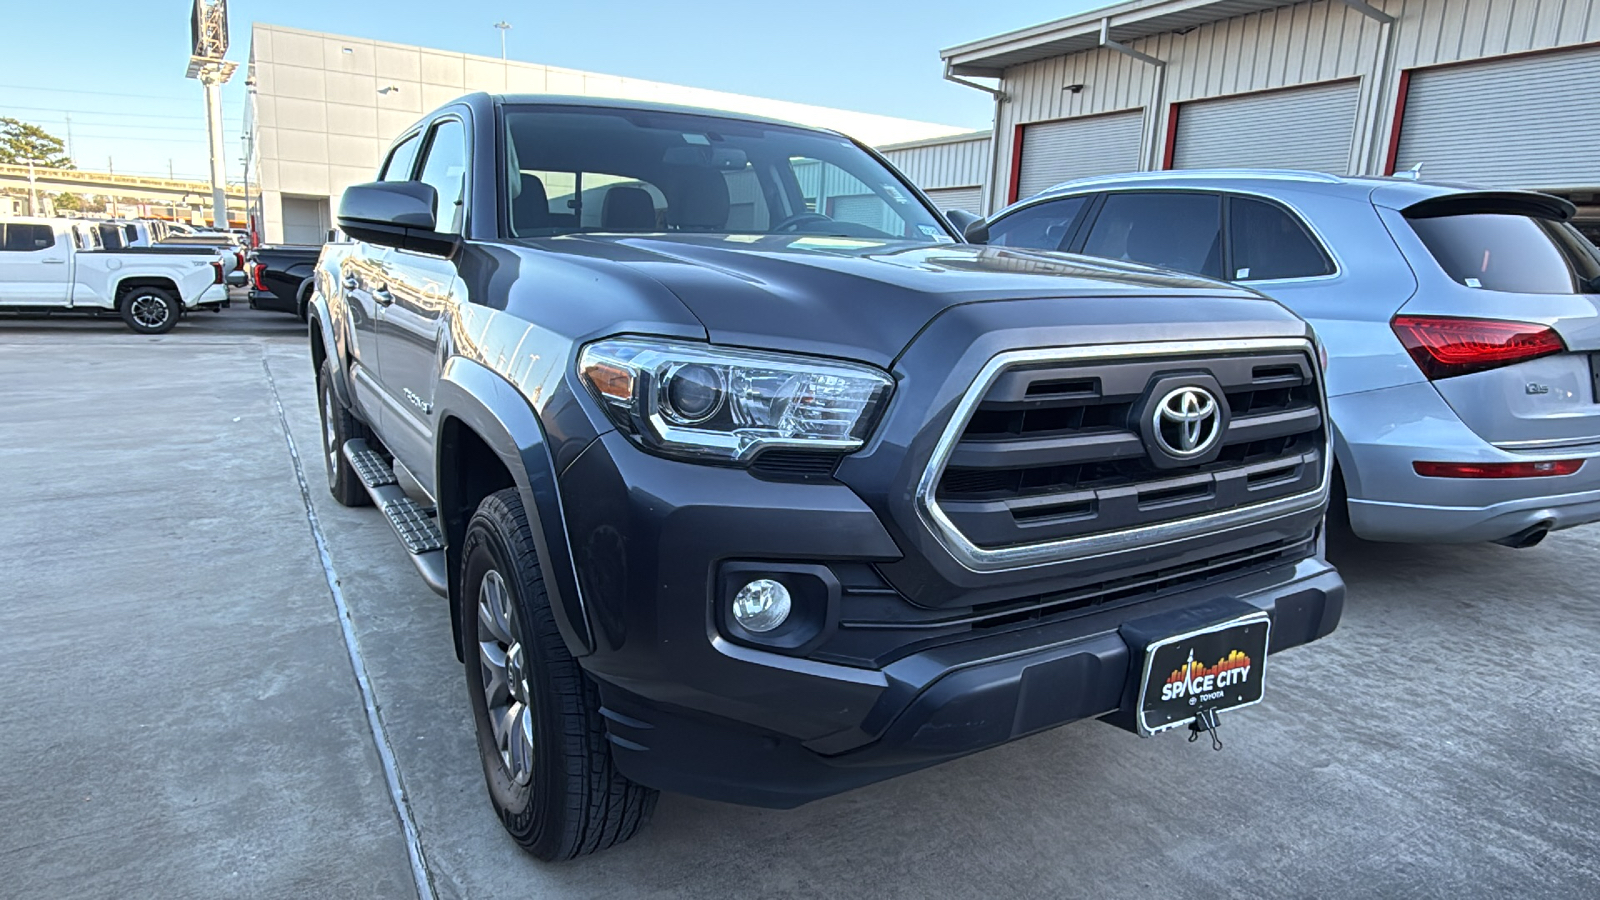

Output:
xmin=0 ymin=83 xmax=242 ymax=105
xmin=0 ymin=103 xmax=221 ymax=122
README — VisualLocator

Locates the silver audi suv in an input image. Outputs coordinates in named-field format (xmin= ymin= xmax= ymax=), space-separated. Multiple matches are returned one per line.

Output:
xmin=974 ymin=171 xmax=1600 ymax=546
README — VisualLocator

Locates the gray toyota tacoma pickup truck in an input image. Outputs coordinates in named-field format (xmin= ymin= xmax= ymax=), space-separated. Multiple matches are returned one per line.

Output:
xmin=309 ymin=93 xmax=1344 ymax=860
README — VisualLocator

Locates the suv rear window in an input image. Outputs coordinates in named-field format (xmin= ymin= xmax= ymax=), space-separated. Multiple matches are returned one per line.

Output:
xmin=1407 ymin=213 xmax=1600 ymax=294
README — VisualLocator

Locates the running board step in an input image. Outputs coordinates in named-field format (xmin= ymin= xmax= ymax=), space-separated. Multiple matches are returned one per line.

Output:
xmin=346 ymin=444 xmax=397 ymax=490
xmin=342 ymin=439 xmax=449 ymax=598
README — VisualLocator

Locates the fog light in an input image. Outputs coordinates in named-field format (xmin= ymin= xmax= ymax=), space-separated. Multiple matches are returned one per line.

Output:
xmin=732 ymin=578 xmax=791 ymax=633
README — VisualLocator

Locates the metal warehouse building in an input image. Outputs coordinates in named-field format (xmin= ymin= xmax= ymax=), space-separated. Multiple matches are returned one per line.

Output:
xmin=940 ymin=0 xmax=1600 ymax=232
xmin=877 ymin=130 xmax=993 ymax=214
xmin=243 ymin=24 xmax=968 ymax=244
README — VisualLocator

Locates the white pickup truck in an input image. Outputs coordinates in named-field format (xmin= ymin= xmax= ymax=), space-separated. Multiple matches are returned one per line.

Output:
xmin=0 ymin=217 xmax=239 ymax=334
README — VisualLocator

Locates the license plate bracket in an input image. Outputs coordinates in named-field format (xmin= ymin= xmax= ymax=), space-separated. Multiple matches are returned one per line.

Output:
xmin=1134 ymin=612 xmax=1271 ymax=736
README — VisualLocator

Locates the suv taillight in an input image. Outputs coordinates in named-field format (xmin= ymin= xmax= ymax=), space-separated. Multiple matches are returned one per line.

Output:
xmin=1391 ymin=315 xmax=1565 ymax=380
xmin=251 ymin=262 xmax=267 ymax=292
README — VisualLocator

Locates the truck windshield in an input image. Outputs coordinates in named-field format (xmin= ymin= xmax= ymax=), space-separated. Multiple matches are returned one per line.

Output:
xmin=502 ymin=106 xmax=953 ymax=242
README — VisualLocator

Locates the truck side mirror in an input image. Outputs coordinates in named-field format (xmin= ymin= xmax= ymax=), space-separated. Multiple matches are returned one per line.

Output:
xmin=337 ymin=182 xmax=459 ymax=256
xmin=963 ymin=217 xmax=990 ymax=245
xmin=944 ymin=208 xmax=979 ymax=237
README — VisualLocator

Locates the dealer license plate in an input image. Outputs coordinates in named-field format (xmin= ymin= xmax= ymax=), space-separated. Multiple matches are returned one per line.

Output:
xmin=1136 ymin=613 xmax=1271 ymax=736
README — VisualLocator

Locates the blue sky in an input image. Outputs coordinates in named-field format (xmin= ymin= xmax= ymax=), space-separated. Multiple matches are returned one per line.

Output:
xmin=0 ymin=0 xmax=1098 ymax=182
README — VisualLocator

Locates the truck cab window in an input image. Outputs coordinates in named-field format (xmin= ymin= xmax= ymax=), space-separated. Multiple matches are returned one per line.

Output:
xmin=381 ymin=133 xmax=421 ymax=182
xmin=416 ymin=120 xmax=468 ymax=235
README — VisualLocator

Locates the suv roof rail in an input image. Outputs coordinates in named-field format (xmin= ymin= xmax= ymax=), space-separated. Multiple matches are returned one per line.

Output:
xmin=1043 ymin=169 xmax=1347 ymax=193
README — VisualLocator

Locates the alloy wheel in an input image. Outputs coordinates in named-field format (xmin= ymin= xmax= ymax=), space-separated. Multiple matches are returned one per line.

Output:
xmin=477 ymin=569 xmax=535 ymax=785
xmin=321 ymin=383 xmax=340 ymax=488
xmin=129 ymin=294 xmax=170 ymax=329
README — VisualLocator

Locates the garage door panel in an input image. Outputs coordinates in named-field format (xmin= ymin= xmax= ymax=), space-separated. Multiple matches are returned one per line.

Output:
xmin=925 ymin=186 xmax=982 ymax=214
xmin=1017 ymin=111 xmax=1143 ymax=199
xmin=281 ymin=196 xmax=329 ymax=246
xmin=1173 ymin=80 xmax=1359 ymax=173
xmin=1396 ymin=47 xmax=1600 ymax=189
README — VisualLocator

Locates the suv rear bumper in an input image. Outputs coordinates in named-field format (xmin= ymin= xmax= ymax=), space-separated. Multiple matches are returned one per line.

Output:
xmin=1335 ymin=382 xmax=1600 ymax=542
xmin=596 ymin=554 xmax=1342 ymax=808
xmin=561 ymin=431 xmax=1343 ymax=808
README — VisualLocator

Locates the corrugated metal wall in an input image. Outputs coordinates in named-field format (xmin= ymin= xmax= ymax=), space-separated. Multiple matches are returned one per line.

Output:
xmin=982 ymin=0 xmax=1600 ymax=213
xmin=881 ymin=135 xmax=991 ymax=190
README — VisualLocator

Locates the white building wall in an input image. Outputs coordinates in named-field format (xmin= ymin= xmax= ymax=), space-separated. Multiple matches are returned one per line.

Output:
xmin=983 ymin=0 xmax=1600 ymax=213
xmin=248 ymin=23 xmax=970 ymax=243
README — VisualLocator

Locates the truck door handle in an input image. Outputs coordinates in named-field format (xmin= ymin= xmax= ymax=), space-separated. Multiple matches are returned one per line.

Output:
xmin=373 ymin=285 xmax=394 ymax=305
xmin=342 ymin=275 xmax=360 ymax=291
xmin=42 ymin=259 xmax=65 ymax=265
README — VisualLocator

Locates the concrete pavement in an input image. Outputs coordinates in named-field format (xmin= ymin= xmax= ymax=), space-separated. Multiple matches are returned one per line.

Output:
xmin=3 ymin=307 xmax=1598 ymax=898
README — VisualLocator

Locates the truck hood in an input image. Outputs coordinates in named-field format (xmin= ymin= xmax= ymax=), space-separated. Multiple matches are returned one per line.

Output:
xmin=546 ymin=234 xmax=1273 ymax=367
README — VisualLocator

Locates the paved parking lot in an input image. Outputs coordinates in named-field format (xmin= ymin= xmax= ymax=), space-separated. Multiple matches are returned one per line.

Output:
xmin=3 ymin=307 xmax=1598 ymax=899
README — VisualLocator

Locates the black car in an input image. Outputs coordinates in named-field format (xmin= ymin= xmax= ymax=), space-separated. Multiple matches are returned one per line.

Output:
xmin=310 ymin=93 xmax=1343 ymax=861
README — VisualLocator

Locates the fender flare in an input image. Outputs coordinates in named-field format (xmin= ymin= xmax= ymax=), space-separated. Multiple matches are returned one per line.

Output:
xmin=434 ymin=356 xmax=595 ymax=657
xmin=305 ymin=292 xmax=351 ymax=407
xmin=295 ymin=275 xmax=315 ymax=314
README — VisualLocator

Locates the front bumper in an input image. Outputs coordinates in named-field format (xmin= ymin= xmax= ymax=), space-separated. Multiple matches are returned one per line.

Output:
xmin=1334 ymin=382 xmax=1600 ymax=542
xmin=561 ymin=431 xmax=1343 ymax=808
xmin=597 ymin=554 xmax=1342 ymax=808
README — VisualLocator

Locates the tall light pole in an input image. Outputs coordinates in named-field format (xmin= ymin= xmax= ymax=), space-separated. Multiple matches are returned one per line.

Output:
xmin=495 ymin=21 xmax=512 ymax=60
xmin=185 ymin=0 xmax=236 ymax=227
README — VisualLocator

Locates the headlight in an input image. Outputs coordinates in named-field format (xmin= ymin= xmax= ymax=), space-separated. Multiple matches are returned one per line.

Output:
xmin=578 ymin=338 xmax=894 ymax=463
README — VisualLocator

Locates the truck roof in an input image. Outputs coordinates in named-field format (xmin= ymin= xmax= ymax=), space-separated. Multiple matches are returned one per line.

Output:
xmin=429 ymin=92 xmax=848 ymax=141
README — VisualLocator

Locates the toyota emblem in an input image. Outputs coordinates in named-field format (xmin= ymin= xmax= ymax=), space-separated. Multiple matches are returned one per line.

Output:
xmin=1151 ymin=386 xmax=1222 ymax=459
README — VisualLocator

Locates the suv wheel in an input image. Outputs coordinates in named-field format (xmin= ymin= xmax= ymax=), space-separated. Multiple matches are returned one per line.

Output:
xmin=317 ymin=360 xmax=371 ymax=507
xmin=461 ymin=488 xmax=658 ymax=860
xmin=120 ymin=287 xmax=180 ymax=335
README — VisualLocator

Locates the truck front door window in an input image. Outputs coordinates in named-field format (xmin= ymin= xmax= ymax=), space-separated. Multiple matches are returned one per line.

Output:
xmin=417 ymin=119 xmax=468 ymax=235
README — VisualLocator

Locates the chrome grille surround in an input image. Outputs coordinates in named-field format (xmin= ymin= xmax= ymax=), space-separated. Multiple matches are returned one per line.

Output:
xmin=916 ymin=338 xmax=1331 ymax=573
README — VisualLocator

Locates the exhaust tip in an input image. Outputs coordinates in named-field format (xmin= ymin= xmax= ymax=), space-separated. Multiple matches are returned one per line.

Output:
xmin=1494 ymin=521 xmax=1552 ymax=549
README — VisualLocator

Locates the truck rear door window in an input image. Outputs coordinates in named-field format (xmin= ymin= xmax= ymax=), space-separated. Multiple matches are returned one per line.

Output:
xmin=0 ymin=223 xmax=55 ymax=251
xmin=1407 ymin=213 xmax=1600 ymax=294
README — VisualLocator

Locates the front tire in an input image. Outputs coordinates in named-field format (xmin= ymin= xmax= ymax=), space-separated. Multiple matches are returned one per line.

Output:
xmin=119 ymin=287 xmax=180 ymax=335
xmin=317 ymin=360 xmax=371 ymax=507
xmin=461 ymin=488 xmax=657 ymax=860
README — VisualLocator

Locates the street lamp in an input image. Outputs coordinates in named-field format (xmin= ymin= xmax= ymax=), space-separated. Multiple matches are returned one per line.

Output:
xmin=494 ymin=21 xmax=512 ymax=60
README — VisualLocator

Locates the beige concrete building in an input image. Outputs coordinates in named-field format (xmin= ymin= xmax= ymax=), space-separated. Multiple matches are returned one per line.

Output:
xmin=243 ymin=23 xmax=970 ymax=244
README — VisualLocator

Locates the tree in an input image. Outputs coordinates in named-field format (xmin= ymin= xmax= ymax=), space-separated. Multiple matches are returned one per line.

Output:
xmin=54 ymin=192 xmax=82 ymax=212
xmin=0 ymin=118 xmax=73 ymax=168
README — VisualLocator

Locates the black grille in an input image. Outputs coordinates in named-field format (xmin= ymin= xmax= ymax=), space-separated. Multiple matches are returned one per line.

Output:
xmin=934 ymin=351 xmax=1324 ymax=550
xmin=750 ymin=449 xmax=840 ymax=480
